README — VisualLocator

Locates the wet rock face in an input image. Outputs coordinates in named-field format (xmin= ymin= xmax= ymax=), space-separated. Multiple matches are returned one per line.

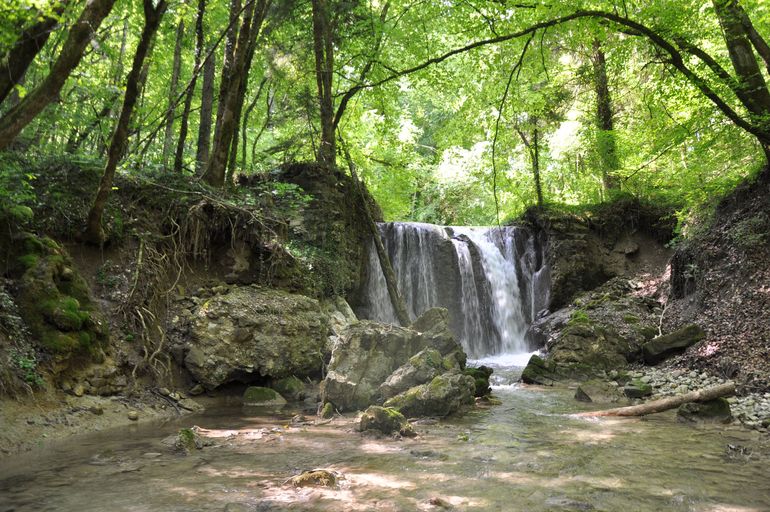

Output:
xmin=321 ymin=308 xmax=467 ymax=412
xmin=176 ymin=285 xmax=330 ymax=389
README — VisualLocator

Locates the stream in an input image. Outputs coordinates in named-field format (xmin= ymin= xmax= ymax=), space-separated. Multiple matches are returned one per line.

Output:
xmin=1 ymin=356 xmax=769 ymax=512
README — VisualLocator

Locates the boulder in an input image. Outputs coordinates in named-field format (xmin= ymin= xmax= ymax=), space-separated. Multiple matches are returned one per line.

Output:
xmin=520 ymin=354 xmax=558 ymax=385
xmin=677 ymin=398 xmax=732 ymax=423
xmin=182 ymin=286 xmax=329 ymax=389
xmin=272 ymin=375 xmax=305 ymax=401
xmin=243 ymin=386 xmax=287 ymax=406
xmin=383 ymin=371 xmax=476 ymax=418
xmin=623 ymin=379 xmax=653 ymax=399
xmin=321 ymin=308 xmax=465 ymax=412
xmin=575 ymin=379 xmax=626 ymax=404
xmin=359 ymin=406 xmax=415 ymax=436
xmin=463 ymin=366 xmax=493 ymax=397
xmin=377 ymin=348 xmax=445 ymax=402
xmin=642 ymin=325 xmax=705 ymax=364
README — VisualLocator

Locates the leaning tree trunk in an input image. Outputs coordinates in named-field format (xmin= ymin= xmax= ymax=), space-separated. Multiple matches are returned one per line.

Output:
xmin=0 ymin=2 xmax=68 ymax=105
xmin=0 ymin=0 xmax=117 ymax=149
xmin=341 ymin=142 xmax=410 ymax=326
xmin=84 ymin=0 xmax=167 ymax=244
xmin=311 ymin=0 xmax=336 ymax=167
xmin=591 ymin=39 xmax=620 ymax=191
xmin=162 ymin=15 xmax=185 ymax=169
xmin=575 ymin=383 xmax=735 ymax=417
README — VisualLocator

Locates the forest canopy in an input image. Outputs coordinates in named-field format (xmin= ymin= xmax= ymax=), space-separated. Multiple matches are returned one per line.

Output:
xmin=1 ymin=0 xmax=769 ymax=230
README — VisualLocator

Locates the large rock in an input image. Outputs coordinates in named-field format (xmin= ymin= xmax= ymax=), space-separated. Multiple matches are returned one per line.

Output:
xmin=182 ymin=286 xmax=329 ymax=389
xmin=575 ymin=379 xmax=627 ymax=404
xmin=377 ymin=348 xmax=445 ymax=402
xmin=520 ymin=354 xmax=558 ymax=385
xmin=677 ymin=398 xmax=732 ymax=424
xmin=642 ymin=324 xmax=705 ymax=364
xmin=383 ymin=371 xmax=476 ymax=418
xmin=359 ymin=406 xmax=414 ymax=436
xmin=321 ymin=308 xmax=465 ymax=412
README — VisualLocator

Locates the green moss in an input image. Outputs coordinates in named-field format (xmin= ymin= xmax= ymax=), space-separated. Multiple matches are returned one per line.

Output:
xmin=17 ymin=254 xmax=39 ymax=269
xmin=638 ymin=326 xmax=659 ymax=341
xmin=243 ymin=386 xmax=286 ymax=406
xmin=569 ymin=309 xmax=590 ymax=325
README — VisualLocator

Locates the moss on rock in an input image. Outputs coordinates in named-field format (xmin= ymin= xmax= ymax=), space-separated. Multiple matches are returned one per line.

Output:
xmin=243 ymin=386 xmax=287 ymax=406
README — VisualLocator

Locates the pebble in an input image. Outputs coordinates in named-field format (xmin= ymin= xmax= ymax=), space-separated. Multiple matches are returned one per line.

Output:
xmin=127 ymin=411 xmax=139 ymax=421
xmin=89 ymin=405 xmax=104 ymax=416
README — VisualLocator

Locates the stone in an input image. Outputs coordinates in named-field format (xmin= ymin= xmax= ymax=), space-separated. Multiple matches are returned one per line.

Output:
xmin=359 ymin=406 xmax=415 ymax=436
xmin=384 ymin=371 xmax=476 ymax=418
xmin=623 ymin=379 xmax=653 ymax=399
xmin=288 ymin=469 xmax=341 ymax=488
xmin=319 ymin=402 xmax=334 ymax=419
xmin=575 ymin=379 xmax=626 ymax=403
xmin=242 ymin=386 xmax=287 ymax=407
xmin=642 ymin=325 xmax=705 ymax=364
xmin=321 ymin=310 xmax=465 ymax=411
xmin=188 ymin=384 xmax=205 ymax=396
xmin=520 ymin=354 xmax=558 ymax=385
xmin=463 ymin=366 xmax=493 ymax=397
xmin=174 ymin=427 xmax=203 ymax=453
xmin=89 ymin=405 xmax=104 ymax=416
xmin=677 ymin=398 xmax=732 ymax=424
xmin=73 ymin=384 xmax=85 ymax=397
xmin=181 ymin=286 xmax=330 ymax=389
xmin=377 ymin=348 xmax=445 ymax=402
xmin=127 ymin=411 xmax=139 ymax=421
xmin=272 ymin=375 xmax=305 ymax=401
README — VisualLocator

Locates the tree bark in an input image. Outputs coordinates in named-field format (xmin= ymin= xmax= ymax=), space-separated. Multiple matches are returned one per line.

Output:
xmin=0 ymin=2 xmax=68 ymax=105
xmin=163 ymin=15 xmax=185 ymax=169
xmin=84 ymin=0 xmax=167 ymax=244
xmin=174 ymin=0 xmax=207 ymax=173
xmin=196 ymin=47 xmax=216 ymax=172
xmin=591 ymin=39 xmax=620 ymax=191
xmin=341 ymin=141 xmax=410 ymax=326
xmin=0 ymin=0 xmax=117 ymax=150
xmin=204 ymin=0 xmax=269 ymax=187
xmin=575 ymin=383 xmax=735 ymax=417
xmin=311 ymin=0 xmax=335 ymax=167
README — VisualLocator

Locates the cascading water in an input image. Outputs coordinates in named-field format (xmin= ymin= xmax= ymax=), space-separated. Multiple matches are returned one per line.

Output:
xmin=359 ymin=222 xmax=549 ymax=358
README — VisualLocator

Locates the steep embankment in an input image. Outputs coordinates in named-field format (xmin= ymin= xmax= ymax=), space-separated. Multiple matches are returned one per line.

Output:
xmin=666 ymin=169 xmax=770 ymax=390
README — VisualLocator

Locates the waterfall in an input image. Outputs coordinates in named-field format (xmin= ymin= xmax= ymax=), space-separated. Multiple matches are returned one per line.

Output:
xmin=358 ymin=222 xmax=548 ymax=358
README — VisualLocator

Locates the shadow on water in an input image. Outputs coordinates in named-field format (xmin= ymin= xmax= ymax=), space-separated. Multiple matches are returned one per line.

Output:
xmin=1 ymin=357 xmax=769 ymax=511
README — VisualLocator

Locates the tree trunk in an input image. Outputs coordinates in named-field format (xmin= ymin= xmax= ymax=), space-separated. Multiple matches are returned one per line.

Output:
xmin=0 ymin=2 xmax=68 ymax=105
xmin=0 ymin=0 xmax=117 ymax=150
xmin=163 ymin=16 xmax=185 ymax=169
xmin=196 ymin=47 xmax=216 ymax=172
xmin=341 ymin=142 xmax=410 ymax=327
xmin=575 ymin=383 xmax=735 ymax=417
xmin=211 ymin=0 xmax=241 ymax=155
xmin=84 ymin=0 xmax=167 ymax=244
xmin=532 ymin=126 xmax=544 ymax=208
xmin=241 ymin=76 xmax=267 ymax=169
xmin=311 ymin=0 xmax=335 ymax=167
xmin=591 ymin=39 xmax=620 ymax=191
xmin=174 ymin=0 xmax=207 ymax=173
xmin=204 ymin=0 xmax=269 ymax=187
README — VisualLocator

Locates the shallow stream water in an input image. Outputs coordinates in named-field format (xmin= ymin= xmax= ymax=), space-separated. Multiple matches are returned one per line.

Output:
xmin=1 ymin=357 xmax=769 ymax=512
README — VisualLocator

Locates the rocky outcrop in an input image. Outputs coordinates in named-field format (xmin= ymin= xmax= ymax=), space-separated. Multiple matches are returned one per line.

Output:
xmin=642 ymin=324 xmax=705 ymax=364
xmin=521 ymin=354 xmax=559 ymax=385
xmin=383 ymin=371 xmax=476 ymax=418
xmin=175 ymin=285 xmax=330 ymax=389
xmin=321 ymin=308 xmax=467 ymax=412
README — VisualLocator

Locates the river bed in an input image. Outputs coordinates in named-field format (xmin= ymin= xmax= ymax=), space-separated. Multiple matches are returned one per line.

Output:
xmin=1 ymin=359 xmax=769 ymax=512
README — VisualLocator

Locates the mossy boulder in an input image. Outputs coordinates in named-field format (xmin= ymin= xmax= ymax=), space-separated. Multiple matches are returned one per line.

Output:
xmin=520 ymin=354 xmax=558 ymax=385
xmin=377 ymin=348 xmax=445 ymax=402
xmin=272 ymin=375 xmax=306 ymax=401
xmin=623 ymin=379 xmax=653 ymax=398
xmin=243 ymin=386 xmax=287 ymax=406
xmin=642 ymin=324 xmax=705 ymax=364
xmin=180 ymin=285 xmax=330 ymax=389
xmin=359 ymin=406 xmax=415 ymax=436
xmin=13 ymin=233 xmax=108 ymax=365
xmin=383 ymin=371 xmax=476 ymax=418
xmin=677 ymin=398 xmax=732 ymax=424
xmin=463 ymin=365 xmax=493 ymax=397
xmin=174 ymin=428 xmax=204 ymax=453
xmin=575 ymin=379 xmax=626 ymax=404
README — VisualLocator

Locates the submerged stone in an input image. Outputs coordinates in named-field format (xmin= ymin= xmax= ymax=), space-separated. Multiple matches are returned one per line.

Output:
xmin=243 ymin=386 xmax=286 ymax=406
xmin=575 ymin=379 xmax=626 ymax=404
xmin=677 ymin=398 xmax=732 ymax=424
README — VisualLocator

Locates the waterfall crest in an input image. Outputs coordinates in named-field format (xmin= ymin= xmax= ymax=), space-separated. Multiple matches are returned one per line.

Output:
xmin=359 ymin=222 xmax=549 ymax=358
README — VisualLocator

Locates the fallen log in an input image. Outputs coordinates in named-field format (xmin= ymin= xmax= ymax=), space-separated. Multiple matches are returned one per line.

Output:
xmin=574 ymin=382 xmax=735 ymax=417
